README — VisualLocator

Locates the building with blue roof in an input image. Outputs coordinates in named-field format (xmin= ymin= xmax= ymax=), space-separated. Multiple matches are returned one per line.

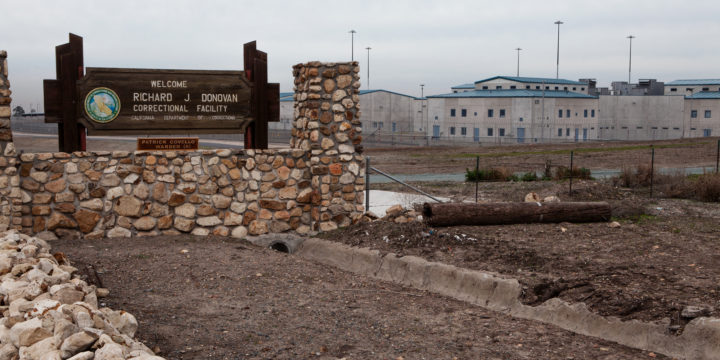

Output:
xmin=426 ymin=76 xmax=599 ymax=143
xmin=665 ymin=79 xmax=720 ymax=96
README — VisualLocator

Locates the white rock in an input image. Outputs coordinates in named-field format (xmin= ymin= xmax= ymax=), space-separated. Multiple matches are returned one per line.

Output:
xmin=67 ymin=351 xmax=95 ymax=360
xmin=19 ymin=336 xmax=59 ymax=359
xmin=102 ymin=309 xmax=138 ymax=337
xmin=10 ymin=317 xmax=51 ymax=347
xmin=94 ymin=342 xmax=126 ymax=360
xmin=0 ymin=343 xmax=17 ymax=360
xmin=60 ymin=330 xmax=99 ymax=359
xmin=231 ymin=226 xmax=248 ymax=239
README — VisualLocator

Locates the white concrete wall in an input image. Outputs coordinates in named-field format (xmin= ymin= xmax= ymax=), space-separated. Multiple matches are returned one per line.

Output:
xmin=684 ymin=98 xmax=720 ymax=138
xmin=474 ymin=79 xmax=588 ymax=94
xmin=664 ymin=84 xmax=720 ymax=96
xmin=360 ymin=91 xmax=417 ymax=134
xmin=598 ymin=96 xmax=685 ymax=141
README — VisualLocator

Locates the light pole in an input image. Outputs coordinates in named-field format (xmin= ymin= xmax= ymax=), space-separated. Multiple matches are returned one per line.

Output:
xmin=366 ymin=46 xmax=371 ymax=89
xmin=554 ymin=20 xmax=563 ymax=79
xmin=515 ymin=47 xmax=522 ymax=76
xmin=349 ymin=30 xmax=356 ymax=61
xmin=421 ymin=84 xmax=427 ymax=145
xmin=627 ymin=35 xmax=635 ymax=84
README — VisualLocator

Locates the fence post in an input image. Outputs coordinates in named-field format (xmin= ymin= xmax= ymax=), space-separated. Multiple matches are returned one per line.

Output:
xmin=365 ymin=156 xmax=370 ymax=212
xmin=569 ymin=151 xmax=574 ymax=196
xmin=650 ymin=146 xmax=654 ymax=197
xmin=475 ymin=156 xmax=479 ymax=203
xmin=716 ymin=139 xmax=719 ymax=174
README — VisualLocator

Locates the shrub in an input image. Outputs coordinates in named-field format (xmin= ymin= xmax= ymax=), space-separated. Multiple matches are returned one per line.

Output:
xmin=553 ymin=166 xmax=593 ymax=180
xmin=614 ymin=164 xmax=654 ymax=188
xmin=465 ymin=167 xmax=514 ymax=182
xmin=521 ymin=172 xmax=538 ymax=182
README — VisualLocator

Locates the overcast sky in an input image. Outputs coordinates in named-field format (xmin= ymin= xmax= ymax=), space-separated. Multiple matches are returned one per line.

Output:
xmin=3 ymin=0 xmax=720 ymax=111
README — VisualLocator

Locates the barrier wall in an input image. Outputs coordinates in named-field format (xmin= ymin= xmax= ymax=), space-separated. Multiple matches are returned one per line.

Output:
xmin=0 ymin=54 xmax=365 ymax=239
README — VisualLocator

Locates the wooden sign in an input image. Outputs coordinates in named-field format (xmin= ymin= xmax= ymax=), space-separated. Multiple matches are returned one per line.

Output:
xmin=137 ymin=137 xmax=199 ymax=151
xmin=43 ymin=34 xmax=279 ymax=152
xmin=76 ymin=68 xmax=252 ymax=135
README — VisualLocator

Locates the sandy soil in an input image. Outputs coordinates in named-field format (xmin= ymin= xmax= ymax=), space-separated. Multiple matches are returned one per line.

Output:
xmin=50 ymin=235 xmax=667 ymax=360
xmin=321 ymin=180 xmax=720 ymax=332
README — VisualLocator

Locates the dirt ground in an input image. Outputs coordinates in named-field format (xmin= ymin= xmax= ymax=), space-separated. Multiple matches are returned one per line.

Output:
xmin=322 ymin=179 xmax=720 ymax=332
xmin=51 ymin=235 xmax=667 ymax=360
xmin=364 ymin=137 xmax=720 ymax=175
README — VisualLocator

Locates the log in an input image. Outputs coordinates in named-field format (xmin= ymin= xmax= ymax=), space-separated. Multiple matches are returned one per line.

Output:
xmin=422 ymin=202 xmax=611 ymax=227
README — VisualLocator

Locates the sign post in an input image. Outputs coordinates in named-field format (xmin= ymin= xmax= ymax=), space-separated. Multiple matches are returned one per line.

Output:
xmin=44 ymin=33 xmax=279 ymax=151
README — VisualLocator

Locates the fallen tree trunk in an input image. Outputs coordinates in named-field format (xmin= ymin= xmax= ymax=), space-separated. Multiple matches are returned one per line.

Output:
xmin=423 ymin=202 xmax=611 ymax=227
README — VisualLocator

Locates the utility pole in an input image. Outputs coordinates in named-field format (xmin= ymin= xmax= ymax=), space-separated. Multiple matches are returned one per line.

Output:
xmin=366 ymin=46 xmax=371 ymax=89
xmin=627 ymin=35 xmax=635 ymax=84
xmin=349 ymin=30 xmax=356 ymax=61
xmin=421 ymin=84 xmax=428 ymax=146
xmin=515 ymin=48 xmax=522 ymax=76
xmin=554 ymin=20 xmax=563 ymax=79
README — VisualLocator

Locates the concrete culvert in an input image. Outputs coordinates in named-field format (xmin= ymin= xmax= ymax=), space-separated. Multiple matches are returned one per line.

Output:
xmin=270 ymin=241 xmax=290 ymax=253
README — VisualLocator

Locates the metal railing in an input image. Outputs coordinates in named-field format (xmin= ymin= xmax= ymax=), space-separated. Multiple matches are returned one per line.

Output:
xmin=364 ymin=156 xmax=444 ymax=212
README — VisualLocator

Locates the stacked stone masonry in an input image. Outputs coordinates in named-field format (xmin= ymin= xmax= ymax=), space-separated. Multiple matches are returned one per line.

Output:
xmin=291 ymin=61 xmax=365 ymax=231
xmin=0 ymin=55 xmax=365 ymax=239
xmin=0 ymin=51 xmax=19 ymax=236
xmin=18 ymin=149 xmax=318 ymax=239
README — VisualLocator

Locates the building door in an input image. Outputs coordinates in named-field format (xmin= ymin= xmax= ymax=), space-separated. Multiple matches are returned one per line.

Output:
xmin=574 ymin=128 xmax=579 ymax=142
xmin=517 ymin=127 xmax=525 ymax=143
xmin=432 ymin=125 xmax=440 ymax=138
xmin=582 ymin=128 xmax=588 ymax=141
xmin=704 ymin=129 xmax=712 ymax=137
xmin=473 ymin=128 xmax=480 ymax=142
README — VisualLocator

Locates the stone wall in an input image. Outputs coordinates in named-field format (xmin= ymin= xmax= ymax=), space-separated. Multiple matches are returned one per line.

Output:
xmin=18 ymin=149 xmax=317 ymax=240
xmin=291 ymin=61 xmax=365 ymax=231
xmin=0 ymin=54 xmax=366 ymax=240
xmin=0 ymin=51 xmax=20 ymax=234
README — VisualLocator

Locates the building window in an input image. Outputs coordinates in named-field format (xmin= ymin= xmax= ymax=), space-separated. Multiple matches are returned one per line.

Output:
xmin=566 ymin=109 xmax=570 ymax=118
xmin=488 ymin=109 xmax=494 ymax=117
xmin=572 ymin=87 xmax=577 ymax=91
xmin=536 ymin=86 xmax=541 ymax=90
xmin=534 ymin=100 xmax=540 ymax=104
xmin=487 ymin=128 xmax=493 ymax=136
xmin=691 ymin=127 xmax=697 ymax=130
xmin=392 ymin=122 xmax=396 ymax=132
xmin=673 ymin=127 xmax=680 ymax=130
xmin=651 ymin=126 xmax=658 ymax=130
xmin=662 ymin=127 xmax=668 ymax=130
xmin=637 ymin=126 xmax=643 ymax=129
xmin=372 ymin=122 xmax=377 ymax=128
xmin=496 ymin=85 xmax=502 ymax=90
xmin=450 ymin=127 xmax=455 ymax=135
xmin=563 ymin=87 xmax=568 ymax=91
xmin=526 ymin=85 xmax=531 ymax=89
xmin=584 ymin=109 xmax=588 ymax=118
xmin=705 ymin=110 xmax=712 ymax=118
xmin=591 ymin=109 xmax=595 ymax=117
xmin=566 ymin=128 xmax=570 ymax=136
xmin=687 ymin=88 xmax=693 ymax=93
xmin=703 ymin=87 xmax=710 ymax=91
xmin=450 ymin=109 xmax=456 ymax=117
xmin=558 ymin=109 xmax=563 ymax=118
xmin=461 ymin=109 xmax=467 ymax=117
xmin=581 ymin=87 xmax=585 ymax=91
xmin=499 ymin=128 xmax=505 ymax=136
xmin=545 ymin=86 xmax=550 ymax=90
xmin=519 ymin=117 xmax=523 ymax=122
xmin=378 ymin=122 xmax=384 ymax=129
xmin=554 ymin=86 xmax=559 ymax=90
xmin=482 ymin=86 xmax=489 ymax=90
xmin=704 ymin=129 xmax=712 ymax=137
xmin=461 ymin=127 xmax=467 ymax=136
xmin=691 ymin=110 xmax=698 ymax=118
xmin=670 ymin=88 xmax=677 ymax=92
xmin=434 ymin=116 xmax=438 ymax=120
xmin=558 ymin=128 xmax=563 ymax=136
xmin=499 ymin=109 xmax=506 ymax=118
xmin=510 ymin=85 xmax=517 ymax=89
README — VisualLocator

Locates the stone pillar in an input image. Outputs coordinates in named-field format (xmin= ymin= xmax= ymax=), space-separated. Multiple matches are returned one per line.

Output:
xmin=291 ymin=62 xmax=365 ymax=231
xmin=0 ymin=51 xmax=19 ymax=232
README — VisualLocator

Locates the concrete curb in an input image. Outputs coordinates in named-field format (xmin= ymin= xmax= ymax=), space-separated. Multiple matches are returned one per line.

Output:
xmin=295 ymin=237 xmax=720 ymax=360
